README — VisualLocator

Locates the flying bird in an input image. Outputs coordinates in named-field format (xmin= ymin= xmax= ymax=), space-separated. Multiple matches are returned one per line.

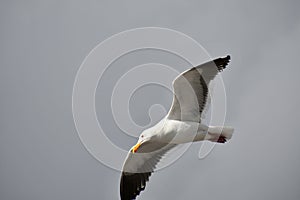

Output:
xmin=120 ymin=55 xmax=234 ymax=200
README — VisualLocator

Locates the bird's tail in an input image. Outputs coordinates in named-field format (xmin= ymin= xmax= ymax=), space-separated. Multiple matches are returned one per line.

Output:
xmin=207 ymin=126 xmax=234 ymax=143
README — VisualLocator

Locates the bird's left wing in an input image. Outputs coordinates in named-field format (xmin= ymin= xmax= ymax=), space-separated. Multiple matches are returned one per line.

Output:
xmin=120 ymin=142 xmax=176 ymax=200
xmin=167 ymin=55 xmax=231 ymax=122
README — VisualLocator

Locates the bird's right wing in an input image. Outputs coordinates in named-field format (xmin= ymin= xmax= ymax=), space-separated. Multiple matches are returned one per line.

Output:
xmin=167 ymin=55 xmax=231 ymax=122
xmin=120 ymin=142 xmax=176 ymax=200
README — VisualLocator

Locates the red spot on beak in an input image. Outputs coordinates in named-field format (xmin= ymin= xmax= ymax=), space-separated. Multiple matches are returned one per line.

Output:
xmin=132 ymin=142 xmax=141 ymax=153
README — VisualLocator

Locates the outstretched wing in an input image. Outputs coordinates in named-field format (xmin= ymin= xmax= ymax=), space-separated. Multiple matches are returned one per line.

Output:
xmin=120 ymin=142 xmax=176 ymax=200
xmin=167 ymin=55 xmax=231 ymax=122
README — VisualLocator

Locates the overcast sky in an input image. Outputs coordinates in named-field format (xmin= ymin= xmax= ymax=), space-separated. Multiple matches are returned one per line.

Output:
xmin=1 ymin=0 xmax=300 ymax=200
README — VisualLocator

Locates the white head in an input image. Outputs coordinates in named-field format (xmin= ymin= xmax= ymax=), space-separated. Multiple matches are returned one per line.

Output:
xmin=131 ymin=129 xmax=156 ymax=153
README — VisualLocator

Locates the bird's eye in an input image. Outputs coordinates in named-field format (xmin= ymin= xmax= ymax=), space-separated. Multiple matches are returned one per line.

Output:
xmin=141 ymin=135 xmax=144 ymax=138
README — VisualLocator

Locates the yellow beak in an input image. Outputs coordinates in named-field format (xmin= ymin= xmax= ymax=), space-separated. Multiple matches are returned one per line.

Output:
xmin=132 ymin=142 xmax=141 ymax=153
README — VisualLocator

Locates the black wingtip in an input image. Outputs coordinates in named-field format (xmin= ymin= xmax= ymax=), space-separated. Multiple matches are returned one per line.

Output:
xmin=222 ymin=55 xmax=231 ymax=62
xmin=214 ymin=55 xmax=231 ymax=72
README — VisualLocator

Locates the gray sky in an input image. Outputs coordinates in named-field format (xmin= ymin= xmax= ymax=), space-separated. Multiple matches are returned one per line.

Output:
xmin=1 ymin=0 xmax=300 ymax=200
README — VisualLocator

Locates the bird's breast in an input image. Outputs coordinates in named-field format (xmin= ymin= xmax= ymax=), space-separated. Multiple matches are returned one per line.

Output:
xmin=158 ymin=120 xmax=207 ymax=144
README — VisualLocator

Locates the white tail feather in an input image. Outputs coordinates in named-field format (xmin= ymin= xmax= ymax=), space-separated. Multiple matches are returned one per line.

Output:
xmin=207 ymin=126 xmax=234 ymax=141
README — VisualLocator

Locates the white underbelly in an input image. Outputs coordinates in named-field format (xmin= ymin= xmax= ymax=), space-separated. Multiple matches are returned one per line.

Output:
xmin=160 ymin=120 xmax=208 ymax=144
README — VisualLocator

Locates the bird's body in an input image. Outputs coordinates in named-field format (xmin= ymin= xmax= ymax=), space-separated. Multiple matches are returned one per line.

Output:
xmin=120 ymin=55 xmax=234 ymax=200
xmin=143 ymin=118 xmax=208 ymax=144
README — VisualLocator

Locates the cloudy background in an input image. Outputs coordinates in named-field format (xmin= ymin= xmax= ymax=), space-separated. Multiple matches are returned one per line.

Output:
xmin=1 ymin=0 xmax=300 ymax=200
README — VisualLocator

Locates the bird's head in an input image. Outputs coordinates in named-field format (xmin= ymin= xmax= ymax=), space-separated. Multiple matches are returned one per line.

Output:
xmin=131 ymin=130 xmax=154 ymax=153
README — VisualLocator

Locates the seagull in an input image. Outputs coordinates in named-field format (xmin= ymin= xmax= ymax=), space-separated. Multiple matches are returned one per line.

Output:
xmin=120 ymin=55 xmax=234 ymax=200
